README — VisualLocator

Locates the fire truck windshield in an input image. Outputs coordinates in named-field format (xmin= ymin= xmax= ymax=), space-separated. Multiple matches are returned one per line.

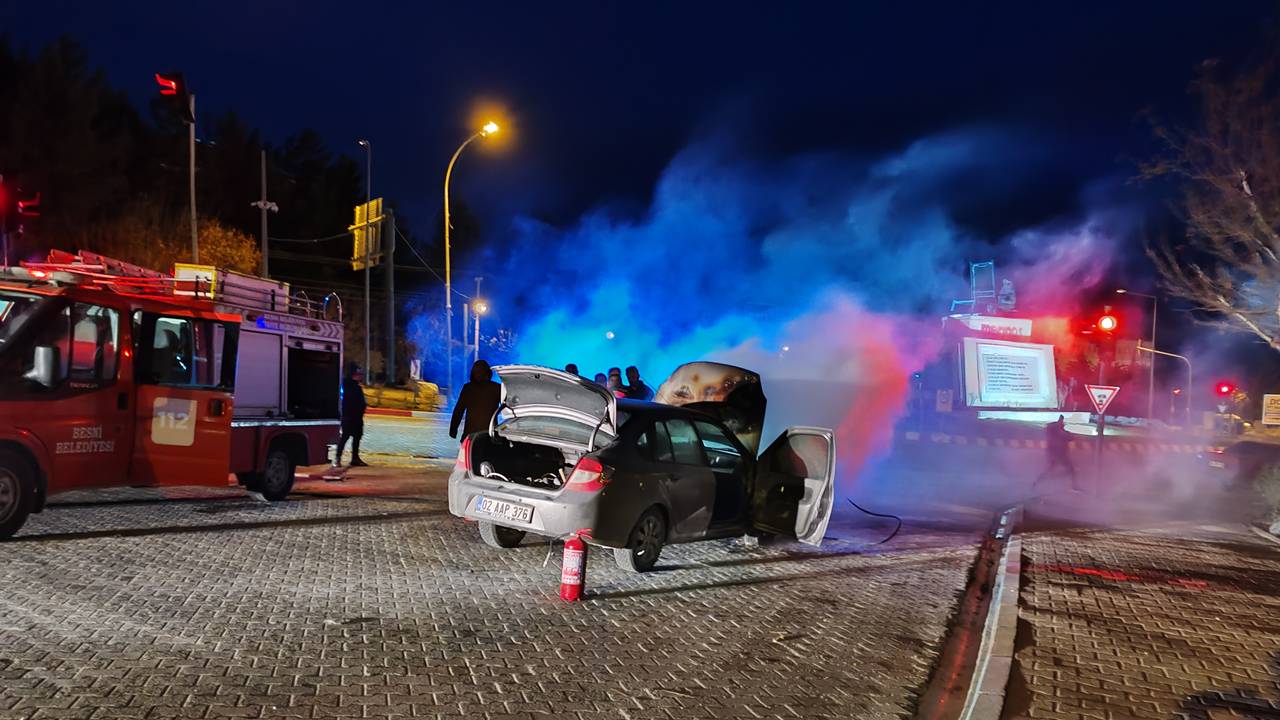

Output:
xmin=0 ymin=292 xmax=42 ymax=347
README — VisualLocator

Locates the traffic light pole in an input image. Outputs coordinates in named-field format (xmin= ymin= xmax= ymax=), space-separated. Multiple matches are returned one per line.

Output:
xmin=1094 ymin=356 xmax=1106 ymax=494
xmin=188 ymin=94 xmax=198 ymax=264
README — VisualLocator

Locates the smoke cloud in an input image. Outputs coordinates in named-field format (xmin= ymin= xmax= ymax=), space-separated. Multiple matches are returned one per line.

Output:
xmin=473 ymin=125 xmax=1142 ymax=492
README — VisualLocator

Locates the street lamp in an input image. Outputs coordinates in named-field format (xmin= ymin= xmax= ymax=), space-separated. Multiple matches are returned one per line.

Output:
xmin=1117 ymin=289 xmax=1158 ymax=419
xmin=1136 ymin=345 xmax=1192 ymax=426
xmin=473 ymin=299 xmax=488 ymax=365
xmin=358 ymin=139 xmax=372 ymax=377
xmin=443 ymin=121 xmax=499 ymax=399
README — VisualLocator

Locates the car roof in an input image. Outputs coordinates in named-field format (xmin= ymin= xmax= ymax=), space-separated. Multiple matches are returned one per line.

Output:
xmin=617 ymin=397 xmax=716 ymax=422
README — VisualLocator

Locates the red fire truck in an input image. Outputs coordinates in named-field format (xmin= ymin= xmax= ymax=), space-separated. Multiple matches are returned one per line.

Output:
xmin=0 ymin=250 xmax=345 ymax=538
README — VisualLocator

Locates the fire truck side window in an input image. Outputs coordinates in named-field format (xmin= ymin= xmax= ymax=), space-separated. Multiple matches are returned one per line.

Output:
xmin=151 ymin=317 xmax=195 ymax=385
xmin=143 ymin=315 xmax=236 ymax=390
xmin=69 ymin=304 xmax=119 ymax=384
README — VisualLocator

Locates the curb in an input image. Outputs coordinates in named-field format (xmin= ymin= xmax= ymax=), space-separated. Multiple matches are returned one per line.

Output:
xmin=960 ymin=508 xmax=1023 ymax=720
xmin=366 ymin=408 xmax=445 ymax=419
xmin=1248 ymin=525 xmax=1280 ymax=548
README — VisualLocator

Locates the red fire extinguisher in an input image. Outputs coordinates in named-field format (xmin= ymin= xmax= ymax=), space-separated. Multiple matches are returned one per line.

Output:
xmin=560 ymin=531 xmax=589 ymax=602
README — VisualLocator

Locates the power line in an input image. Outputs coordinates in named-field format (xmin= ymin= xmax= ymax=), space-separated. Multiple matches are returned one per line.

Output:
xmin=269 ymin=230 xmax=352 ymax=243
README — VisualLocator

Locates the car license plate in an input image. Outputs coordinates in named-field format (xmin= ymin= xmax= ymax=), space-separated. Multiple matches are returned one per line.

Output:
xmin=1209 ymin=460 xmax=1226 ymax=469
xmin=474 ymin=496 xmax=534 ymax=524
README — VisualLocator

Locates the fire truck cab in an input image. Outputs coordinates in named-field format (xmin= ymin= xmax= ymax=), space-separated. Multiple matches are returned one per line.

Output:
xmin=0 ymin=251 xmax=344 ymax=539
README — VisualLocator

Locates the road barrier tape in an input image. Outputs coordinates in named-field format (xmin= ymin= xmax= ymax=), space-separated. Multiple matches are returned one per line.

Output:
xmin=900 ymin=431 xmax=1208 ymax=454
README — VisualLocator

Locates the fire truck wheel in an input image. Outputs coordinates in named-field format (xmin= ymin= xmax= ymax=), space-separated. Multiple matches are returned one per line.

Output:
xmin=614 ymin=508 xmax=666 ymax=573
xmin=479 ymin=521 xmax=526 ymax=548
xmin=0 ymin=449 xmax=36 ymax=540
xmin=258 ymin=448 xmax=296 ymax=502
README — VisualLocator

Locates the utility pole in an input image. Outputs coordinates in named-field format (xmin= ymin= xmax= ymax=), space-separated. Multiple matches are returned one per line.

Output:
xmin=474 ymin=276 xmax=483 ymax=363
xmin=358 ymin=140 xmax=372 ymax=377
xmin=0 ymin=174 xmax=7 ymax=268
xmin=385 ymin=209 xmax=396 ymax=384
xmin=189 ymin=94 xmax=198 ymax=263
xmin=250 ymin=150 xmax=278 ymax=277
xmin=259 ymin=150 xmax=267 ymax=275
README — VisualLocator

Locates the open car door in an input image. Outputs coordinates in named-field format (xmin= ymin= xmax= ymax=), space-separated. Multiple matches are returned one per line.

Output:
xmin=750 ymin=427 xmax=836 ymax=546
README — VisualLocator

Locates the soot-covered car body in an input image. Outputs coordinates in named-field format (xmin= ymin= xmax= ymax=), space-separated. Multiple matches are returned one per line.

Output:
xmin=447 ymin=364 xmax=836 ymax=572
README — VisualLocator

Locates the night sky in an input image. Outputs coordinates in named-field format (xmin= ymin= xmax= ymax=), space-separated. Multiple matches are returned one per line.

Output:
xmin=7 ymin=2 xmax=1276 ymax=241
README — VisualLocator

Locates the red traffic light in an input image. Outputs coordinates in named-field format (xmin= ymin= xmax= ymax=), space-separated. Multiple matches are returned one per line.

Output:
xmin=1215 ymin=382 xmax=1236 ymax=397
xmin=1096 ymin=314 xmax=1118 ymax=332
xmin=17 ymin=191 xmax=40 ymax=217
xmin=154 ymin=73 xmax=180 ymax=96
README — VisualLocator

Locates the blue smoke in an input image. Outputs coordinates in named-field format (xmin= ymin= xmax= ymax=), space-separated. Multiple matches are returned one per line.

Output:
xmin=481 ymin=125 xmax=1126 ymax=385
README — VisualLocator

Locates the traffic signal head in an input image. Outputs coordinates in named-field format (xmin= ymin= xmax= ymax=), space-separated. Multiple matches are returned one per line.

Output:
xmin=154 ymin=72 xmax=193 ymax=123
xmin=154 ymin=72 xmax=183 ymax=96
xmin=1215 ymin=381 xmax=1235 ymax=397
xmin=1096 ymin=314 xmax=1118 ymax=332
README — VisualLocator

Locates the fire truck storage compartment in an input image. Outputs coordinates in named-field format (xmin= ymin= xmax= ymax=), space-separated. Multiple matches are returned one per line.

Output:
xmin=234 ymin=329 xmax=284 ymax=417
xmin=288 ymin=346 xmax=339 ymax=419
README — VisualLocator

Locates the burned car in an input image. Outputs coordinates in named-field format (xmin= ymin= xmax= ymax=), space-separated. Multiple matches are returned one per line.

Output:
xmin=447 ymin=363 xmax=835 ymax=572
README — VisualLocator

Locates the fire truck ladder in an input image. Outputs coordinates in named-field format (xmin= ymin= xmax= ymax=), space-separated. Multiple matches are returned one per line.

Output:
xmin=950 ymin=260 xmax=996 ymax=313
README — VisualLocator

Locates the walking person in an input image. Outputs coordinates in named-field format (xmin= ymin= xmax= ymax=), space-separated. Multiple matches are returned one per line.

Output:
xmin=336 ymin=362 xmax=368 ymax=467
xmin=450 ymin=359 xmax=502 ymax=441
xmin=1034 ymin=415 xmax=1081 ymax=492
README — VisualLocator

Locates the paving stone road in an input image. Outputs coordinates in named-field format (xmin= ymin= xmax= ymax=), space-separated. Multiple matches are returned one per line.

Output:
xmin=1 ymin=468 xmax=984 ymax=720
xmin=360 ymin=415 xmax=457 ymax=461
xmin=1006 ymin=518 xmax=1280 ymax=719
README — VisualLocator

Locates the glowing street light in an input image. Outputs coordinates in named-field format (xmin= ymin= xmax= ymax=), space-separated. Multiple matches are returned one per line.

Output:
xmin=444 ymin=120 xmax=502 ymax=397
xmin=472 ymin=299 xmax=489 ymax=364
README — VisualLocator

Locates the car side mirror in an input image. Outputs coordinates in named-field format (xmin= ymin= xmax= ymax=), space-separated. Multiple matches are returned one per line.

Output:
xmin=25 ymin=345 xmax=62 ymax=388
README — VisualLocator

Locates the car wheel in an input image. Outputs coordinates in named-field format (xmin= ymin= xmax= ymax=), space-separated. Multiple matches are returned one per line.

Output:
xmin=258 ymin=449 xmax=296 ymax=502
xmin=479 ymin=521 xmax=526 ymax=548
xmin=0 ymin=449 xmax=36 ymax=540
xmin=614 ymin=508 xmax=666 ymax=572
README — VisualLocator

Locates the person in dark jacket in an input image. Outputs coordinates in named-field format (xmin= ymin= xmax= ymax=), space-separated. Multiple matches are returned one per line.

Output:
xmin=624 ymin=365 xmax=653 ymax=401
xmin=450 ymin=359 xmax=502 ymax=441
xmin=564 ymin=363 xmax=579 ymax=376
xmin=337 ymin=362 xmax=368 ymax=467
xmin=1034 ymin=415 xmax=1080 ymax=492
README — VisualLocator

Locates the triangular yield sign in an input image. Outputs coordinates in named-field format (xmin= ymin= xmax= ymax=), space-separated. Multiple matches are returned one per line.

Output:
xmin=1085 ymin=384 xmax=1120 ymax=415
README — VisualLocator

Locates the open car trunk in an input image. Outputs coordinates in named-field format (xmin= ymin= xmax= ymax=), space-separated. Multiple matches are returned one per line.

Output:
xmin=462 ymin=365 xmax=616 ymax=490
xmin=465 ymin=432 xmax=582 ymax=490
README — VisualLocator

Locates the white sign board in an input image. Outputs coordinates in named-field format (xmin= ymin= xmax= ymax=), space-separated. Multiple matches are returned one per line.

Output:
xmin=952 ymin=314 xmax=1033 ymax=337
xmin=1085 ymin=384 xmax=1120 ymax=415
xmin=1262 ymin=394 xmax=1280 ymax=426
xmin=961 ymin=337 xmax=1059 ymax=409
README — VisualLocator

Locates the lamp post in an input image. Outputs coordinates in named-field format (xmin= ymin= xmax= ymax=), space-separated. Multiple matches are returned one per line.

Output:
xmin=358 ymin=139 xmax=372 ymax=376
xmin=473 ymin=299 xmax=488 ymax=364
xmin=443 ymin=121 xmax=498 ymax=399
xmin=1117 ymin=289 xmax=1158 ymax=419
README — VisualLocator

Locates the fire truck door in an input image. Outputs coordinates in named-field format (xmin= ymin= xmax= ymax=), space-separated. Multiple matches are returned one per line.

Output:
xmin=130 ymin=315 xmax=239 ymax=487
xmin=23 ymin=302 xmax=133 ymax=491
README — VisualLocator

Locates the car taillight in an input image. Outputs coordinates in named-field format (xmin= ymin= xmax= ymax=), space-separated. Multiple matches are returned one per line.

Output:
xmin=455 ymin=436 xmax=472 ymax=472
xmin=565 ymin=457 xmax=612 ymax=492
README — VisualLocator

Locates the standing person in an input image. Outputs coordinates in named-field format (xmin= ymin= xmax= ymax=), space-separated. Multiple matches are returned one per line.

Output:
xmin=606 ymin=367 xmax=626 ymax=398
xmin=450 ymin=359 xmax=502 ymax=441
xmin=336 ymin=362 xmax=368 ymax=467
xmin=564 ymin=363 xmax=579 ymax=376
xmin=593 ymin=372 xmax=608 ymax=387
xmin=1034 ymin=415 xmax=1081 ymax=492
xmin=624 ymin=365 xmax=653 ymax=401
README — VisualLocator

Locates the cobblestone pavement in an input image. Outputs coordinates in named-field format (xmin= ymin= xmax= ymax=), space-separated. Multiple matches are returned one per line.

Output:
xmin=1006 ymin=519 xmax=1280 ymax=719
xmin=1 ymin=467 xmax=984 ymax=720
xmin=361 ymin=415 xmax=456 ymax=460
